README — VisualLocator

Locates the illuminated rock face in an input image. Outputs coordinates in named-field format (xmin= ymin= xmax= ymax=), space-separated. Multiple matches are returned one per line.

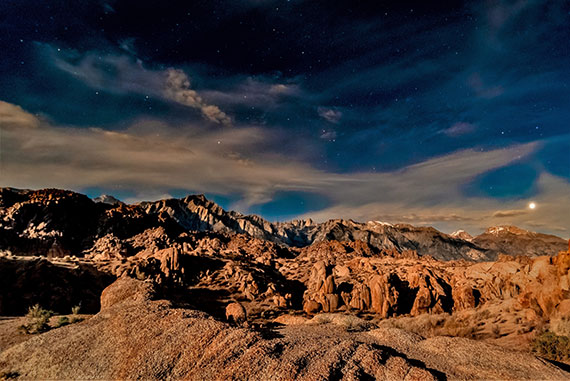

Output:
xmin=1 ymin=277 xmax=568 ymax=381
xmin=1 ymin=188 xmax=566 ymax=262
xmin=1 ymin=188 xmax=570 ymax=379
xmin=298 ymin=241 xmax=570 ymax=319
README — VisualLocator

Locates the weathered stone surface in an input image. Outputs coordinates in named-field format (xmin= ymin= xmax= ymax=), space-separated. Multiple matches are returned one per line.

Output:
xmin=225 ymin=302 xmax=247 ymax=324
xmin=2 ymin=279 xmax=567 ymax=380
xmin=2 ymin=188 xmax=566 ymax=262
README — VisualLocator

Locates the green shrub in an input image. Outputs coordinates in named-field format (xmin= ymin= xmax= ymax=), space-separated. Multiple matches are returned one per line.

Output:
xmin=18 ymin=304 xmax=53 ymax=334
xmin=55 ymin=316 xmax=70 ymax=328
xmin=70 ymin=304 xmax=83 ymax=323
xmin=531 ymin=331 xmax=570 ymax=362
xmin=71 ymin=304 xmax=81 ymax=315
xmin=0 ymin=371 xmax=20 ymax=380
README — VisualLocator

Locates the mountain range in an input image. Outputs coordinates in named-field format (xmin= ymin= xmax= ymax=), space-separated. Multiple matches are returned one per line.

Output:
xmin=1 ymin=187 xmax=570 ymax=379
xmin=0 ymin=187 xmax=566 ymax=262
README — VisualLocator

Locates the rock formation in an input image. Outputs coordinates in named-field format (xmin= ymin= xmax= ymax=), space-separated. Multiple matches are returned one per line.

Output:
xmin=0 ymin=278 xmax=567 ymax=380
xmin=1 ymin=187 xmax=569 ymax=379
xmin=225 ymin=302 xmax=247 ymax=325
xmin=296 ymin=244 xmax=570 ymax=322
xmin=2 ymin=188 xmax=566 ymax=261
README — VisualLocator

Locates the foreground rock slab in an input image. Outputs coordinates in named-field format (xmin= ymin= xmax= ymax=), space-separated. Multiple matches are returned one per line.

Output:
xmin=1 ymin=278 xmax=568 ymax=380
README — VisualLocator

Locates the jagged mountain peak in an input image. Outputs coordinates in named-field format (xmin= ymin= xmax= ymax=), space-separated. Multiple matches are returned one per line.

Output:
xmin=0 ymin=187 xmax=567 ymax=261
xmin=450 ymin=229 xmax=473 ymax=241
xmin=482 ymin=225 xmax=532 ymax=236
xmin=93 ymin=194 xmax=124 ymax=206
xmin=367 ymin=220 xmax=394 ymax=227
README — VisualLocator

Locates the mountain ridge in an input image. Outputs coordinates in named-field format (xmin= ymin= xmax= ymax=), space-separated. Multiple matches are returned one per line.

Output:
xmin=0 ymin=187 xmax=566 ymax=261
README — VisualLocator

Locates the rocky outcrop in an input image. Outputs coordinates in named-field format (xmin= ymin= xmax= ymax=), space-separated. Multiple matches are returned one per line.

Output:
xmin=473 ymin=225 xmax=567 ymax=258
xmin=1 ymin=278 xmax=567 ymax=380
xmin=225 ymin=302 xmax=247 ymax=324
xmin=0 ymin=279 xmax=444 ymax=380
xmin=450 ymin=230 xmax=473 ymax=241
xmin=367 ymin=328 xmax=569 ymax=380
xmin=298 ymin=248 xmax=570 ymax=321
xmin=2 ymin=187 xmax=566 ymax=262
xmin=100 ymin=276 xmax=156 ymax=310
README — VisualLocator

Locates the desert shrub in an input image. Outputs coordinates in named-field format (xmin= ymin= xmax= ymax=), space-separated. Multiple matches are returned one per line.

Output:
xmin=70 ymin=304 xmax=83 ymax=323
xmin=379 ymin=313 xmax=484 ymax=339
xmin=309 ymin=313 xmax=376 ymax=331
xmin=71 ymin=304 xmax=81 ymax=315
xmin=18 ymin=304 xmax=53 ymax=334
xmin=440 ymin=317 xmax=476 ymax=338
xmin=379 ymin=313 xmax=448 ymax=337
xmin=55 ymin=316 xmax=70 ymax=328
xmin=0 ymin=371 xmax=20 ymax=380
xmin=531 ymin=331 xmax=570 ymax=362
xmin=476 ymin=309 xmax=491 ymax=319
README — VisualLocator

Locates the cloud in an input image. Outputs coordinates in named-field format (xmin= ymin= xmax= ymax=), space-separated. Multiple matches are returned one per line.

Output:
xmin=48 ymin=46 xmax=231 ymax=124
xmin=0 ymin=101 xmax=322 ymax=207
xmin=269 ymin=84 xmax=298 ymax=95
xmin=299 ymin=171 xmax=570 ymax=237
xmin=164 ymin=69 xmax=231 ymax=125
xmin=200 ymin=77 xmax=300 ymax=108
xmin=442 ymin=122 xmax=476 ymax=137
xmin=492 ymin=209 xmax=528 ymax=218
xmin=318 ymin=107 xmax=342 ymax=123
xmin=0 ymin=101 xmax=39 ymax=128
xmin=2 ymin=101 xmax=568 ymax=237
xmin=319 ymin=130 xmax=337 ymax=141
xmin=467 ymin=73 xmax=504 ymax=99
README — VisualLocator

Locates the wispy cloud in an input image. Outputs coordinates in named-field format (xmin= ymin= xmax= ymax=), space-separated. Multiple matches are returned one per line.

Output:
xmin=200 ymin=77 xmax=300 ymax=108
xmin=441 ymin=122 xmax=476 ymax=137
xmin=3 ymin=100 xmax=568 ymax=237
xmin=318 ymin=107 xmax=342 ymax=123
xmin=319 ymin=130 xmax=337 ymax=141
xmin=164 ymin=69 xmax=231 ymax=125
xmin=467 ymin=73 xmax=504 ymax=99
xmin=492 ymin=209 xmax=528 ymax=218
xmin=47 ymin=46 xmax=231 ymax=124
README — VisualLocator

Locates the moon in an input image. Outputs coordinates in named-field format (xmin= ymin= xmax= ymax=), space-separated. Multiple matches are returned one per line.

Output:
xmin=528 ymin=202 xmax=536 ymax=210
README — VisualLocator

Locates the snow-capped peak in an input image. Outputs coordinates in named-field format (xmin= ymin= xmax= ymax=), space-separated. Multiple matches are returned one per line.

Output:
xmin=93 ymin=195 xmax=124 ymax=206
xmin=368 ymin=220 xmax=394 ymax=227
xmin=450 ymin=229 xmax=473 ymax=241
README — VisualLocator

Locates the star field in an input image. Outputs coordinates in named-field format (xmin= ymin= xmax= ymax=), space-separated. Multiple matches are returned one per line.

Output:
xmin=0 ymin=0 xmax=569 ymax=235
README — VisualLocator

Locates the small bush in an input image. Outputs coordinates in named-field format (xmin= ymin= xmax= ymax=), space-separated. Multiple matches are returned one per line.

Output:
xmin=70 ymin=304 xmax=84 ymax=323
xmin=55 ymin=316 xmax=70 ymax=328
xmin=0 ymin=371 xmax=20 ymax=380
xmin=441 ymin=317 xmax=476 ymax=338
xmin=380 ymin=313 xmax=479 ymax=339
xmin=309 ymin=313 xmax=376 ymax=331
xmin=19 ymin=304 xmax=53 ymax=334
xmin=531 ymin=331 xmax=570 ymax=362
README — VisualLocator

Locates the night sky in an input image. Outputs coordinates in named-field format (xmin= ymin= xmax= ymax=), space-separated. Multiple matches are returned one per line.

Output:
xmin=1 ymin=0 xmax=569 ymax=236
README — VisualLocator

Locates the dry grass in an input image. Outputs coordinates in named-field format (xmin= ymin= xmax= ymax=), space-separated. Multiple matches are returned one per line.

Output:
xmin=531 ymin=330 xmax=570 ymax=363
xmin=378 ymin=313 xmax=482 ymax=339
xmin=18 ymin=305 xmax=53 ymax=334
xmin=0 ymin=371 xmax=20 ymax=380
xmin=308 ymin=313 xmax=377 ymax=331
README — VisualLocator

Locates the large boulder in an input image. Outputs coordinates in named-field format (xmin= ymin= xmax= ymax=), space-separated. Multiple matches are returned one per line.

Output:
xmin=225 ymin=302 xmax=247 ymax=325
xmin=100 ymin=277 xmax=156 ymax=310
